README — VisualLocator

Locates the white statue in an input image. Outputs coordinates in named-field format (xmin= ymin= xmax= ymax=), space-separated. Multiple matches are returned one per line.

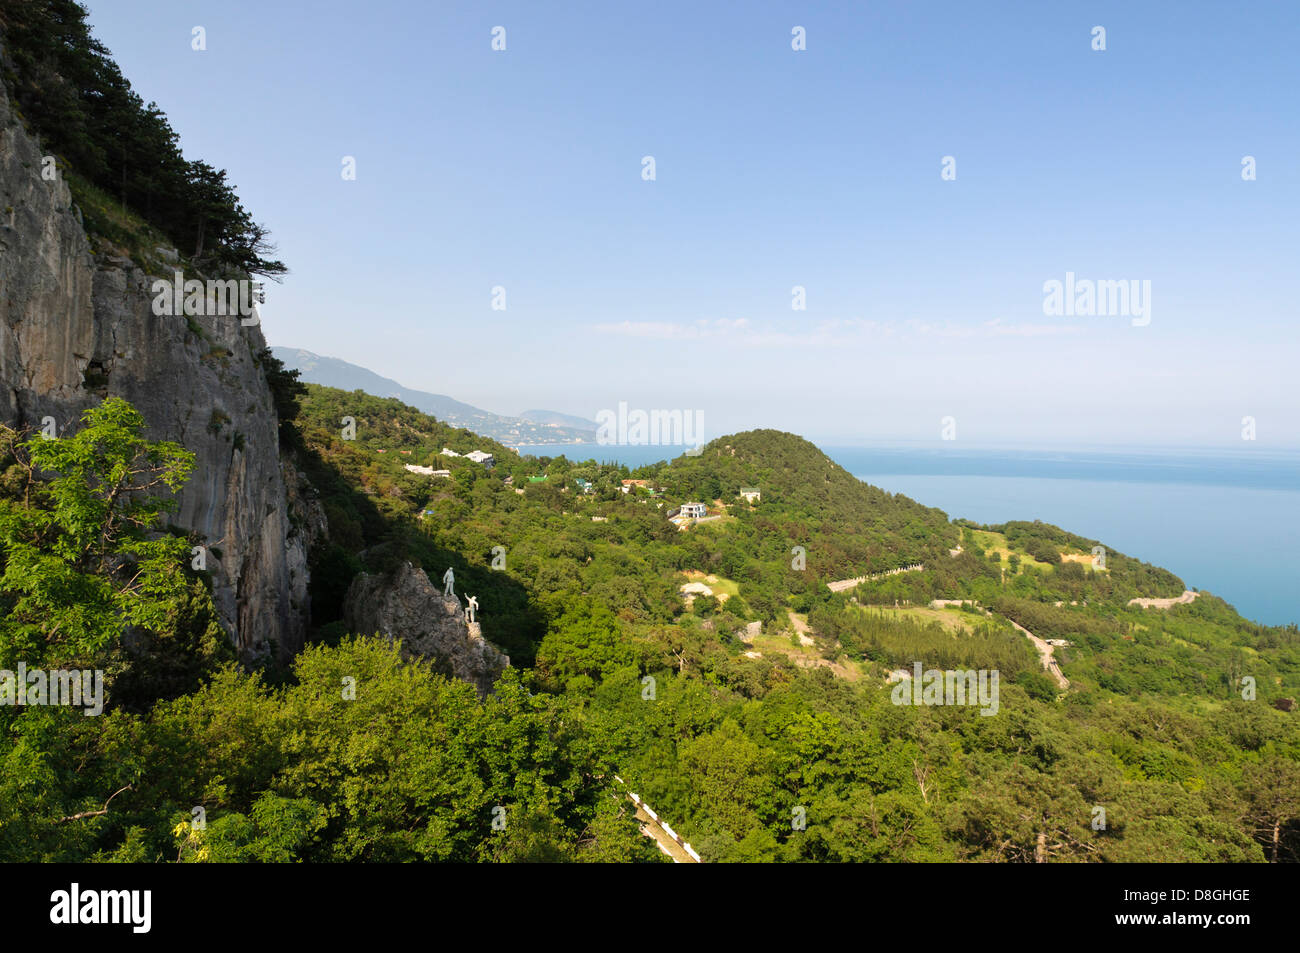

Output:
xmin=465 ymin=595 xmax=478 ymax=624
xmin=443 ymin=567 xmax=455 ymax=598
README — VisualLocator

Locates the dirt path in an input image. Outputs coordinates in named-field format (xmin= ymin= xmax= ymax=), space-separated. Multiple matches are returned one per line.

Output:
xmin=818 ymin=593 xmax=1075 ymax=691
xmin=924 ymin=599 xmax=1069 ymax=690
xmin=1128 ymin=590 xmax=1198 ymax=609
xmin=786 ymin=610 xmax=815 ymax=645
xmin=1007 ymin=619 xmax=1069 ymax=690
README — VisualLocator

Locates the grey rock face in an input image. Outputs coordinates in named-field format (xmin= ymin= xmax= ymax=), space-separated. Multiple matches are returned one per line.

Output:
xmin=344 ymin=562 xmax=509 ymax=696
xmin=0 ymin=76 xmax=309 ymax=661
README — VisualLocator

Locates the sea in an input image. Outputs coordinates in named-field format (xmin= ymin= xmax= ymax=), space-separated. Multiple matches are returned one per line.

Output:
xmin=516 ymin=443 xmax=1300 ymax=628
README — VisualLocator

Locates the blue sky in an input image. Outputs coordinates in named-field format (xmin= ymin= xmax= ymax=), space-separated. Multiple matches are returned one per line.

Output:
xmin=84 ymin=1 xmax=1299 ymax=448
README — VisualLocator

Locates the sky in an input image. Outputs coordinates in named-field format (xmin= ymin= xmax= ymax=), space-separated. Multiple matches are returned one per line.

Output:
xmin=83 ymin=0 xmax=1299 ymax=449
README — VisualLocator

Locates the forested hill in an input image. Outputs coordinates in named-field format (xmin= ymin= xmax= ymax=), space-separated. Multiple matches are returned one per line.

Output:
xmin=655 ymin=427 xmax=952 ymax=522
xmin=281 ymin=388 xmax=1299 ymax=862
xmin=5 ymin=383 xmax=1298 ymax=863
xmin=3 ymin=2 xmax=1295 ymax=867
xmin=288 ymin=386 xmax=1291 ymax=692
xmin=290 ymin=393 xmax=969 ymax=657
xmin=646 ymin=428 xmax=958 ymax=575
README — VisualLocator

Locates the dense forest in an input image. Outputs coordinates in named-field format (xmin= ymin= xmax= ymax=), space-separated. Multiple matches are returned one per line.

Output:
xmin=2 ymin=386 xmax=1296 ymax=863
xmin=0 ymin=1 xmax=1296 ymax=865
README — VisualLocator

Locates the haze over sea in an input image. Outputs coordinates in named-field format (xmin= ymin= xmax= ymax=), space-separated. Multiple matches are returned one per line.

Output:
xmin=520 ymin=443 xmax=1300 ymax=628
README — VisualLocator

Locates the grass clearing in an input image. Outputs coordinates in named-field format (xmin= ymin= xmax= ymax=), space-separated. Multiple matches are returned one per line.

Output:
xmin=970 ymin=529 xmax=1015 ymax=561
xmin=747 ymin=628 xmax=866 ymax=681
xmin=1060 ymin=551 xmax=1109 ymax=571
xmin=680 ymin=571 xmax=740 ymax=604
xmin=853 ymin=603 xmax=975 ymax=634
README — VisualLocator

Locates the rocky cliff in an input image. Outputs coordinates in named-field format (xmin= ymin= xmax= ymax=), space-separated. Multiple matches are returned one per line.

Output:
xmin=0 ymin=73 xmax=310 ymax=662
xmin=344 ymin=562 xmax=509 ymax=695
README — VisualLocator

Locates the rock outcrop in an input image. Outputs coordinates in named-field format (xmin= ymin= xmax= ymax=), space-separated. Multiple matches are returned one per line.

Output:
xmin=344 ymin=562 xmax=509 ymax=695
xmin=0 ymin=70 xmax=310 ymax=661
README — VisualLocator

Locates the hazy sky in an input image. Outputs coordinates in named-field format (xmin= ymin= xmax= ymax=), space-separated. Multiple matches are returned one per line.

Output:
xmin=84 ymin=1 xmax=1298 ymax=448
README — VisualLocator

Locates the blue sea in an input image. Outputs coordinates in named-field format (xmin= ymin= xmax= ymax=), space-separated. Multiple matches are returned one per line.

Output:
xmin=519 ymin=443 xmax=1300 ymax=627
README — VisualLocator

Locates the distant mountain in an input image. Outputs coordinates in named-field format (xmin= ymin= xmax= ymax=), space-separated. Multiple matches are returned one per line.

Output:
xmin=518 ymin=409 xmax=597 ymax=432
xmin=272 ymin=348 xmax=595 ymax=445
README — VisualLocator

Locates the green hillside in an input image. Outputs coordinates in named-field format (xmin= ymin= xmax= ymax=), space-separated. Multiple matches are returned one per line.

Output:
xmin=4 ymin=384 xmax=1298 ymax=863
xmin=285 ymin=389 xmax=1299 ymax=861
xmin=2 ymin=0 xmax=1295 ymax=871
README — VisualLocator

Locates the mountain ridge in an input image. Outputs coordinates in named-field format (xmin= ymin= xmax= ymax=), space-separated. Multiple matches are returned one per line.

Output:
xmin=273 ymin=347 xmax=595 ymax=445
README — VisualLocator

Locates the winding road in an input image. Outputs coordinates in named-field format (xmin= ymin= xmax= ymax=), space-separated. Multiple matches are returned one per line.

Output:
xmin=1128 ymin=590 xmax=1198 ymax=609
xmin=927 ymin=599 xmax=1069 ymax=690
xmin=1007 ymin=619 xmax=1069 ymax=690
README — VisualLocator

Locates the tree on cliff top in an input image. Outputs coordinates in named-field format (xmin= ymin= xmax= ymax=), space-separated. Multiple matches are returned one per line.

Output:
xmin=0 ymin=0 xmax=286 ymax=277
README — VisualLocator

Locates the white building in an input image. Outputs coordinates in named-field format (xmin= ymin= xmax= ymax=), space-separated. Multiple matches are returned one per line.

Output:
xmin=739 ymin=486 xmax=761 ymax=503
xmin=680 ymin=502 xmax=708 ymax=519
xmin=404 ymin=464 xmax=451 ymax=477
xmin=441 ymin=447 xmax=494 ymax=466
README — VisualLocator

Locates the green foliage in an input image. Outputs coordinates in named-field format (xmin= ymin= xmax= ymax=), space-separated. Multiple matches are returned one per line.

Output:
xmin=258 ymin=349 xmax=307 ymax=442
xmin=1 ymin=390 xmax=1296 ymax=864
xmin=0 ymin=638 xmax=653 ymax=862
xmin=0 ymin=398 xmax=196 ymax=669
xmin=6 ymin=2 xmax=1292 ymax=867
xmin=277 ymin=390 xmax=1300 ymax=863
xmin=812 ymin=603 xmax=1036 ymax=676
xmin=536 ymin=600 xmax=637 ymax=691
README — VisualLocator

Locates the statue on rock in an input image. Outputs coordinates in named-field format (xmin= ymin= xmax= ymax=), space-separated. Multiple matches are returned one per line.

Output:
xmin=465 ymin=595 xmax=478 ymax=625
xmin=442 ymin=566 xmax=455 ymax=598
